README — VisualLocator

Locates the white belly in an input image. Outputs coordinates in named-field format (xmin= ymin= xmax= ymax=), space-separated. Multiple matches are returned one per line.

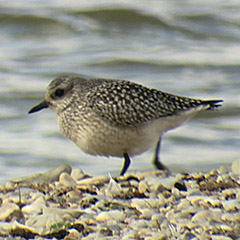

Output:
xmin=59 ymin=106 xmax=202 ymax=158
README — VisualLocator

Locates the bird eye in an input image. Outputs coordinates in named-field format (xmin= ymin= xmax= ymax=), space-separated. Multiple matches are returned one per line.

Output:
xmin=54 ymin=89 xmax=65 ymax=98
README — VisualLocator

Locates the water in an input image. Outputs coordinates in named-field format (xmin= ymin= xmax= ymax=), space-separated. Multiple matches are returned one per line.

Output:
xmin=0 ymin=0 xmax=239 ymax=183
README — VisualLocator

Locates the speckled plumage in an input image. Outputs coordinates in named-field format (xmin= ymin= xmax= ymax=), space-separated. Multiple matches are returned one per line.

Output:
xmin=86 ymin=79 xmax=205 ymax=126
xmin=29 ymin=75 xmax=222 ymax=175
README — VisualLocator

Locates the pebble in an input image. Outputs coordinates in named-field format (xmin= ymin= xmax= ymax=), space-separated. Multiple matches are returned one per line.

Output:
xmin=177 ymin=198 xmax=191 ymax=209
xmin=139 ymin=208 xmax=156 ymax=219
xmin=138 ymin=180 xmax=150 ymax=194
xmin=64 ymin=228 xmax=82 ymax=240
xmin=121 ymin=230 xmax=139 ymax=240
xmin=71 ymin=168 xmax=85 ymax=181
xmin=221 ymin=212 xmax=240 ymax=222
xmin=173 ymin=211 xmax=192 ymax=220
xmin=131 ymin=198 xmax=162 ymax=210
xmin=0 ymin=202 xmax=21 ymax=221
xmin=25 ymin=211 xmax=64 ymax=234
xmin=77 ymin=176 xmax=109 ymax=185
xmin=22 ymin=196 xmax=46 ymax=215
xmin=211 ymin=235 xmax=233 ymax=240
xmin=232 ymin=159 xmax=240 ymax=174
xmin=151 ymin=213 xmax=166 ymax=223
xmin=11 ymin=164 xmax=72 ymax=183
xmin=96 ymin=210 xmax=125 ymax=222
xmin=103 ymin=176 xmax=123 ymax=197
xmin=81 ymin=232 xmax=98 ymax=240
xmin=221 ymin=199 xmax=240 ymax=211
xmin=59 ymin=172 xmax=77 ymax=187
xmin=129 ymin=219 xmax=149 ymax=230
xmin=156 ymin=176 xmax=179 ymax=189
xmin=66 ymin=189 xmax=82 ymax=202
xmin=191 ymin=210 xmax=214 ymax=223
xmin=110 ymin=224 xmax=122 ymax=234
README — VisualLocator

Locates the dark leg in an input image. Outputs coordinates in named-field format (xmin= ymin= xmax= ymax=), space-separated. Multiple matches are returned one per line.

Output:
xmin=120 ymin=153 xmax=131 ymax=176
xmin=153 ymin=137 xmax=169 ymax=171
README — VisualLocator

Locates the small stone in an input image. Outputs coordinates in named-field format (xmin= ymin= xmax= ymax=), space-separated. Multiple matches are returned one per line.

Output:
xmin=181 ymin=231 xmax=196 ymax=240
xmin=166 ymin=208 xmax=176 ymax=220
xmin=157 ymin=176 xmax=179 ymax=189
xmin=5 ymin=181 xmax=15 ymax=189
xmin=186 ymin=195 xmax=205 ymax=204
xmin=79 ymin=195 xmax=99 ymax=209
xmin=185 ymin=180 xmax=200 ymax=190
xmin=173 ymin=211 xmax=192 ymax=220
xmin=64 ymin=228 xmax=82 ymax=240
xmin=222 ymin=212 xmax=240 ymax=222
xmin=121 ymin=230 xmax=139 ymax=240
xmin=221 ymin=199 xmax=240 ymax=212
xmin=151 ymin=213 xmax=166 ymax=223
xmin=0 ymin=202 xmax=21 ymax=221
xmin=204 ymin=198 xmax=222 ymax=208
xmin=131 ymin=198 xmax=161 ymax=210
xmin=71 ymin=169 xmax=85 ymax=181
xmin=96 ymin=210 xmax=125 ymax=222
xmin=143 ymin=176 xmax=178 ymax=192
xmin=128 ymin=179 xmax=139 ymax=188
xmin=81 ymin=232 xmax=98 ymax=240
xmin=98 ymin=225 xmax=113 ymax=236
xmin=211 ymin=208 xmax=223 ymax=219
xmin=177 ymin=198 xmax=191 ymax=210
xmin=216 ymin=174 xmax=232 ymax=183
xmin=211 ymin=235 xmax=233 ymax=240
xmin=66 ymin=190 xmax=82 ymax=202
xmin=30 ymin=192 xmax=45 ymax=201
xmin=142 ymin=236 xmax=155 ymax=240
xmin=231 ymin=159 xmax=240 ymax=174
xmin=170 ymin=218 xmax=192 ymax=226
xmin=25 ymin=211 xmax=65 ymax=234
xmin=219 ymin=224 xmax=233 ymax=232
xmin=129 ymin=219 xmax=149 ymax=230
xmin=178 ymin=206 xmax=200 ymax=216
xmin=138 ymin=181 xmax=150 ymax=194
xmin=77 ymin=176 xmax=109 ymax=186
xmin=12 ymin=164 xmax=72 ymax=183
xmin=218 ymin=166 xmax=230 ymax=174
xmin=151 ymin=232 xmax=168 ymax=240
xmin=104 ymin=176 xmax=123 ymax=197
xmin=1 ymin=191 xmax=24 ymax=205
xmin=59 ymin=172 xmax=77 ymax=187
xmin=139 ymin=209 xmax=156 ymax=220
xmin=80 ymin=213 xmax=96 ymax=225
xmin=43 ymin=207 xmax=84 ymax=219
xmin=222 ymin=188 xmax=238 ymax=200
xmin=107 ymin=224 xmax=122 ymax=235
xmin=124 ymin=208 xmax=139 ymax=220
xmin=22 ymin=196 xmax=46 ymax=215
xmin=191 ymin=210 xmax=213 ymax=223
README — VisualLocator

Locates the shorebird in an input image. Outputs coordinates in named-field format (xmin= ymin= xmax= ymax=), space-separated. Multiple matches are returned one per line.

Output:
xmin=29 ymin=75 xmax=222 ymax=175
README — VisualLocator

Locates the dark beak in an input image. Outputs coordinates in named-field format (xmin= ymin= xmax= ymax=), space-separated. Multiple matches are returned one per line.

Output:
xmin=28 ymin=100 xmax=49 ymax=114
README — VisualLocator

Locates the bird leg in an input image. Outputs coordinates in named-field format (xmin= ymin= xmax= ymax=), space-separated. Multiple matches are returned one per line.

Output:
xmin=153 ymin=137 xmax=169 ymax=171
xmin=121 ymin=153 xmax=131 ymax=176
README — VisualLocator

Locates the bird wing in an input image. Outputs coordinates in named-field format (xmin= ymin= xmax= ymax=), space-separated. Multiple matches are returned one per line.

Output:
xmin=86 ymin=80 xmax=220 ymax=127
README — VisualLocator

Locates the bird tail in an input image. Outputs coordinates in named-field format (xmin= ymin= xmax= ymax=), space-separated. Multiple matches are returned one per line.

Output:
xmin=203 ymin=100 xmax=223 ymax=110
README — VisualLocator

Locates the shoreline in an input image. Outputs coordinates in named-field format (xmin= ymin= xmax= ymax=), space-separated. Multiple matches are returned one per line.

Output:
xmin=0 ymin=161 xmax=239 ymax=239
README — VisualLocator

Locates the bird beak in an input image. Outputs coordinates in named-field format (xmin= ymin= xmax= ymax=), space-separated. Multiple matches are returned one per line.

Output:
xmin=28 ymin=100 xmax=49 ymax=114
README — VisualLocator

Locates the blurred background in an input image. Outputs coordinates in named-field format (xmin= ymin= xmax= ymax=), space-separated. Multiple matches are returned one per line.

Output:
xmin=0 ymin=0 xmax=239 ymax=183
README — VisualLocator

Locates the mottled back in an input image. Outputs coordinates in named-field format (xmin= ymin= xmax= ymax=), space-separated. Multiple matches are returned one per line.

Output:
xmin=86 ymin=79 xmax=203 ymax=126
